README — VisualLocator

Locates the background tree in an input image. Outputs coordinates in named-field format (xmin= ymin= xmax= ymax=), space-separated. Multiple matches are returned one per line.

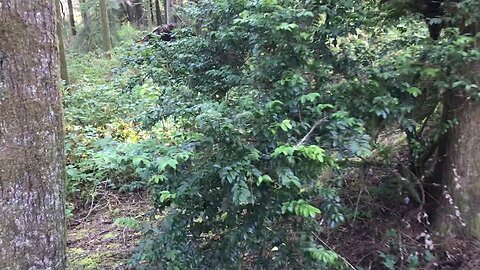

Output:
xmin=56 ymin=0 xmax=70 ymax=84
xmin=80 ymin=0 xmax=91 ymax=31
xmin=0 ymin=0 xmax=66 ymax=268
xmin=67 ymin=0 xmax=77 ymax=35
xmin=131 ymin=0 xmax=145 ymax=26
xmin=155 ymin=0 xmax=163 ymax=25
xmin=165 ymin=0 xmax=172 ymax=24
xmin=99 ymin=0 xmax=113 ymax=55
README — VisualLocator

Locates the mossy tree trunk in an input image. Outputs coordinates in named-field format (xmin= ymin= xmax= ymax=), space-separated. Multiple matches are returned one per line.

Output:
xmin=99 ymin=0 xmax=112 ymax=56
xmin=0 ymin=0 xmax=66 ymax=268
xmin=55 ymin=0 xmax=69 ymax=84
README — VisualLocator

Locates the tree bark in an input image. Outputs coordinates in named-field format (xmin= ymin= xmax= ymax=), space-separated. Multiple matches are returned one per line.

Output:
xmin=0 ymin=0 xmax=66 ymax=268
xmin=155 ymin=0 xmax=163 ymax=26
xmin=66 ymin=0 xmax=76 ymax=35
xmin=434 ymin=38 xmax=480 ymax=242
xmin=55 ymin=0 xmax=69 ymax=84
xmin=99 ymin=0 xmax=112 ymax=56
xmin=165 ymin=0 xmax=172 ymax=24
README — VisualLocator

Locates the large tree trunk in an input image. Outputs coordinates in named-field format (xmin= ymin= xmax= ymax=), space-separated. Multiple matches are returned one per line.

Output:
xmin=99 ymin=0 xmax=113 ymax=56
xmin=434 ymin=36 xmax=480 ymax=242
xmin=0 ymin=0 xmax=66 ymax=268
xmin=67 ymin=0 xmax=77 ymax=35
xmin=56 ymin=0 xmax=69 ymax=84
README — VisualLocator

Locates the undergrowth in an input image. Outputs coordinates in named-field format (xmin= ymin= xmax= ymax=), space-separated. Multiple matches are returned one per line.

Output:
xmin=64 ymin=0 xmax=480 ymax=269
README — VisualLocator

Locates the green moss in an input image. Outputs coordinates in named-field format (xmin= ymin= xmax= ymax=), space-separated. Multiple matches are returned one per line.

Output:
xmin=105 ymin=242 xmax=122 ymax=250
xmin=69 ymin=248 xmax=86 ymax=256
xmin=102 ymin=232 xmax=118 ymax=240
xmin=76 ymin=256 xmax=101 ymax=270
xmin=68 ymin=252 xmax=106 ymax=270
xmin=68 ymin=229 xmax=90 ymax=242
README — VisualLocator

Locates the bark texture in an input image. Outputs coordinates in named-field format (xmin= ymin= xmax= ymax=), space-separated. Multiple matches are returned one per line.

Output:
xmin=99 ymin=0 xmax=113 ymax=55
xmin=435 ymin=39 xmax=480 ymax=242
xmin=0 ymin=0 xmax=66 ymax=269
xmin=55 ymin=0 xmax=69 ymax=84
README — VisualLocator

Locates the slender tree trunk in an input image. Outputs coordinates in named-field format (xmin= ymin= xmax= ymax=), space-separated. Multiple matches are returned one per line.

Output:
xmin=99 ymin=0 xmax=112 ymax=56
xmin=55 ymin=0 xmax=69 ymax=84
xmin=0 ymin=0 xmax=66 ymax=268
xmin=67 ymin=0 xmax=77 ymax=35
xmin=149 ymin=0 xmax=155 ymax=26
xmin=155 ymin=0 xmax=163 ymax=26
xmin=79 ymin=0 xmax=91 ymax=33
xmin=145 ymin=0 xmax=155 ymax=28
xmin=165 ymin=0 xmax=172 ymax=24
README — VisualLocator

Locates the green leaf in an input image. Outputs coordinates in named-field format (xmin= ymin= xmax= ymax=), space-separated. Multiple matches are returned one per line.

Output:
xmin=421 ymin=68 xmax=440 ymax=77
xmin=232 ymin=181 xmax=252 ymax=205
xmin=282 ymin=200 xmax=321 ymax=218
xmin=279 ymin=119 xmax=293 ymax=131
xmin=132 ymin=156 xmax=151 ymax=168
xmin=159 ymin=191 xmax=176 ymax=203
xmin=297 ymin=145 xmax=325 ymax=163
xmin=257 ymin=175 xmax=273 ymax=186
xmin=271 ymin=144 xmax=295 ymax=157
xmin=278 ymin=168 xmax=301 ymax=188
xmin=156 ymin=157 xmax=179 ymax=172
xmin=114 ymin=217 xmax=139 ymax=229
xmin=276 ymin=22 xmax=299 ymax=31
xmin=149 ymin=174 xmax=166 ymax=184
xmin=300 ymin=93 xmax=320 ymax=104
xmin=406 ymin=87 xmax=422 ymax=97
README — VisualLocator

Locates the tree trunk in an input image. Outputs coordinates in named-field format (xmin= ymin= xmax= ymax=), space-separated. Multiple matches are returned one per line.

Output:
xmin=67 ymin=0 xmax=76 ymax=35
xmin=434 ymin=37 xmax=480 ymax=242
xmin=55 ymin=0 xmax=69 ymax=84
xmin=99 ymin=0 xmax=113 ymax=56
xmin=79 ymin=0 xmax=91 ymax=34
xmin=131 ymin=0 xmax=145 ymax=26
xmin=165 ymin=0 xmax=172 ymax=24
xmin=149 ymin=0 xmax=155 ymax=26
xmin=155 ymin=0 xmax=163 ymax=26
xmin=0 ymin=0 xmax=66 ymax=268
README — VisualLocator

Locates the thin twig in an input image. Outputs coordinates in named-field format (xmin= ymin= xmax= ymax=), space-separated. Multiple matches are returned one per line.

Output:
xmin=312 ymin=232 xmax=357 ymax=270
xmin=82 ymin=194 xmax=97 ymax=221
xmin=296 ymin=118 xmax=328 ymax=147
xmin=352 ymin=187 xmax=364 ymax=224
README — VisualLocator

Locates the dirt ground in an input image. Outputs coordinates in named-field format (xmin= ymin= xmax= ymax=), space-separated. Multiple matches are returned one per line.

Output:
xmin=67 ymin=191 xmax=149 ymax=270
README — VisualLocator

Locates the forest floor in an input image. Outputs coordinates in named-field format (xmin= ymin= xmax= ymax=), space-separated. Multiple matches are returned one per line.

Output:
xmin=66 ymin=191 xmax=149 ymax=270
